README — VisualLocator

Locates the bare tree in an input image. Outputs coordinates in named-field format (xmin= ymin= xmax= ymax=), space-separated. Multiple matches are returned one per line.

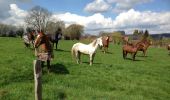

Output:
xmin=25 ymin=6 xmax=51 ymax=32
xmin=46 ymin=20 xmax=65 ymax=34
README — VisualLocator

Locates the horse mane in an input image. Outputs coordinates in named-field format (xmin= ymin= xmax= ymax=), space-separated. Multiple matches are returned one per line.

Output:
xmin=91 ymin=39 xmax=97 ymax=47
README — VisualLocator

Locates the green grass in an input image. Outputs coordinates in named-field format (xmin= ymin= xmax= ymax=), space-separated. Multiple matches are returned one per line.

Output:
xmin=0 ymin=37 xmax=170 ymax=100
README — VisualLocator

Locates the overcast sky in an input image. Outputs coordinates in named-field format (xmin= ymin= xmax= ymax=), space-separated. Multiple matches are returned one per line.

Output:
xmin=0 ymin=0 xmax=170 ymax=34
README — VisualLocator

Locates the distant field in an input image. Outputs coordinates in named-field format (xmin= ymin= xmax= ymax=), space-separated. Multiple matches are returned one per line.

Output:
xmin=0 ymin=37 xmax=170 ymax=100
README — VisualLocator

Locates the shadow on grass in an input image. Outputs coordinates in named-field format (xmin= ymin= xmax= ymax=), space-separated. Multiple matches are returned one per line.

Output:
xmin=54 ymin=49 xmax=70 ymax=52
xmin=124 ymin=58 xmax=143 ymax=61
xmin=137 ymin=55 xmax=148 ymax=57
xmin=82 ymin=61 xmax=102 ymax=65
xmin=50 ymin=63 xmax=69 ymax=74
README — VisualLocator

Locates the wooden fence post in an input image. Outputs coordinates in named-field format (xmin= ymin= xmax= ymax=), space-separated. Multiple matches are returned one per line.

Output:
xmin=33 ymin=60 xmax=42 ymax=100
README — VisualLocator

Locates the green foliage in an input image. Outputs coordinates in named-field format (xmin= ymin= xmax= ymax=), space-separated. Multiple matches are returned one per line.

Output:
xmin=112 ymin=31 xmax=123 ymax=44
xmin=0 ymin=37 xmax=170 ymax=100
xmin=140 ymin=30 xmax=150 ymax=41
xmin=64 ymin=24 xmax=84 ymax=40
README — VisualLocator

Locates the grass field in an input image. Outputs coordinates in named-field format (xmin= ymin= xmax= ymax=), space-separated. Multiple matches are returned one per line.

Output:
xmin=0 ymin=37 xmax=170 ymax=100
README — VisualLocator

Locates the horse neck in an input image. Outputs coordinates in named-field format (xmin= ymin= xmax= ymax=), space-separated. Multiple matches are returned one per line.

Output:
xmin=90 ymin=39 xmax=99 ymax=50
xmin=37 ymin=34 xmax=52 ymax=52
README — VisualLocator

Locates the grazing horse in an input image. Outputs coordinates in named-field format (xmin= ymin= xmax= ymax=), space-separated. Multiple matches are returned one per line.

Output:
xmin=71 ymin=37 xmax=103 ymax=66
xmin=102 ymin=36 xmax=110 ymax=53
xmin=136 ymin=40 xmax=152 ymax=56
xmin=34 ymin=31 xmax=53 ymax=72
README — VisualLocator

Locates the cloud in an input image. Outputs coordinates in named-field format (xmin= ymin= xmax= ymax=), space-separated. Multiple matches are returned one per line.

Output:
xmin=0 ymin=0 xmax=31 ymax=21
xmin=51 ymin=12 xmax=114 ymax=33
xmin=107 ymin=0 xmax=152 ymax=13
xmin=1 ymin=3 xmax=170 ymax=34
xmin=52 ymin=9 xmax=170 ymax=34
xmin=84 ymin=0 xmax=111 ymax=13
xmin=2 ymin=4 xmax=27 ymax=26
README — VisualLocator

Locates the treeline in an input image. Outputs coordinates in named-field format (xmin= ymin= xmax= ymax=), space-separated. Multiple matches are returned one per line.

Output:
xmin=0 ymin=23 xmax=24 ymax=37
xmin=0 ymin=22 xmax=84 ymax=40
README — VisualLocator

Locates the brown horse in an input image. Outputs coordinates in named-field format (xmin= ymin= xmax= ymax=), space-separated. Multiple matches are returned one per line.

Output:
xmin=102 ymin=36 xmax=110 ymax=53
xmin=34 ymin=31 xmax=53 ymax=72
xmin=122 ymin=36 xmax=129 ymax=45
xmin=167 ymin=44 xmax=170 ymax=54
xmin=135 ymin=40 xmax=152 ymax=56
xmin=123 ymin=44 xmax=138 ymax=61
xmin=123 ymin=43 xmax=144 ymax=61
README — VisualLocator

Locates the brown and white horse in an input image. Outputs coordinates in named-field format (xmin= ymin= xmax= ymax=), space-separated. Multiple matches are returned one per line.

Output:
xmin=34 ymin=31 xmax=53 ymax=72
xmin=23 ymin=31 xmax=35 ymax=48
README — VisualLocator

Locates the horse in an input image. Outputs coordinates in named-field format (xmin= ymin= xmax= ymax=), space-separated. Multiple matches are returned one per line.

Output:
xmin=122 ymin=36 xmax=129 ymax=45
xmin=123 ymin=43 xmax=144 ymax=61
xmin=135 ymin=40 xmax=152 ymax=56
xmin=102 ymin=36 xmax=110 ymax=53
xmin=34 ymin=31 xmax=53 ymax=72
xmin=23 ymin=31 xmax=35 ymax=48
xmin=46 ymin=28 xmax=62 ymax=50
xmin=71 ymin=37 xmax=103 ymax=66
xmin=167 ymin=44 xmax=170 ymax=54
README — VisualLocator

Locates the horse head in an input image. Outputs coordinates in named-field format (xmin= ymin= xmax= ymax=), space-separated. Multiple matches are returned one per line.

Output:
xmin=34 ymin=34 xmax=44 ymax=48
xmin=97 ymin=37 xmax=103 ymax=48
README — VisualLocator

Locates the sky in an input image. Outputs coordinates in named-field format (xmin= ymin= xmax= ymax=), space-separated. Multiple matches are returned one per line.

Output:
xmin=0 ymin=0 xmax=170 ymax=35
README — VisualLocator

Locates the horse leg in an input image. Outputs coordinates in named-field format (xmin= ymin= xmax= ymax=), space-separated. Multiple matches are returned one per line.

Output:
xmin=133 ymin=52 xmax=137 ymax=61
xmin=143 ymin=50 xmax=146 ymax=56
xmin=89 ymin=54 xmax=94 ymax=66
xmin=47 ymin=60 xmax=50 ymax=73
xmin=41 ymin=61 xmax=44 ymax=68
xmin=104 ymin=47 xmax=106 ymax=53
xmin=55 ymin=40 xmax=59 ymax=50
xmin=92 ymin=53 xmax=96 ymax=64
xmin=77 ymin=51 xmax=81 ymax=64
xmin=123 ymin=50 xmax=127 ymax=59
xmin=123 ymin=50 xmax=125 ymax=59
xmin=75 ymin=51 xmax=80 ymax=64
xmin=106 ymin=47 xmax=108 ymax=53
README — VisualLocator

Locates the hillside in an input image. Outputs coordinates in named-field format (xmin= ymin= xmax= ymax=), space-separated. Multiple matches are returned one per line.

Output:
xmin=0 ymin=37 xmax=170 ymax=100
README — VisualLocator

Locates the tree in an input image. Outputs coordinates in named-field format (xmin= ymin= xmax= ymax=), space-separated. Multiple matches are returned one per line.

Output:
xmin=142 ymin=30 xmax=149 ymax=40
xmin=16 ymin=27 xmax=24 ymax=38
xmin=46 ymin=20 xmax=65 ymax=34
xmin=112 ymin=31 xmax=123 ymax=45
xmin=64 ymin=24 xmax=84 ymax=40
xmin=25 ymin=6 xmax=51 ymax=32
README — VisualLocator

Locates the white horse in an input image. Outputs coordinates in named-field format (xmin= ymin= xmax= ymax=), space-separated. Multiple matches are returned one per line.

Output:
xmin=71 ymin=37 xmax=103 ymax=66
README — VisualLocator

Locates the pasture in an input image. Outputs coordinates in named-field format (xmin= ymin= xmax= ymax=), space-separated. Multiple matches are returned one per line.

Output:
xmin=0 ymin=37 xmax=170 ymax=100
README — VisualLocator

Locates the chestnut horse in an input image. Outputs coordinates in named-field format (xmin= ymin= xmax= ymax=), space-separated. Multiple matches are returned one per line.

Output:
xmin=102 ymin=36 xmax=110 ymax=53
xmin=123 ymin=43 xmax=144 ymax=61
xmin=34 ymin=31 xmax=53 ymax=72
xmin=136 ymin=40 xmax=152 ymax=56
xmin=122 ymin=36 xmax=129 ymax=45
